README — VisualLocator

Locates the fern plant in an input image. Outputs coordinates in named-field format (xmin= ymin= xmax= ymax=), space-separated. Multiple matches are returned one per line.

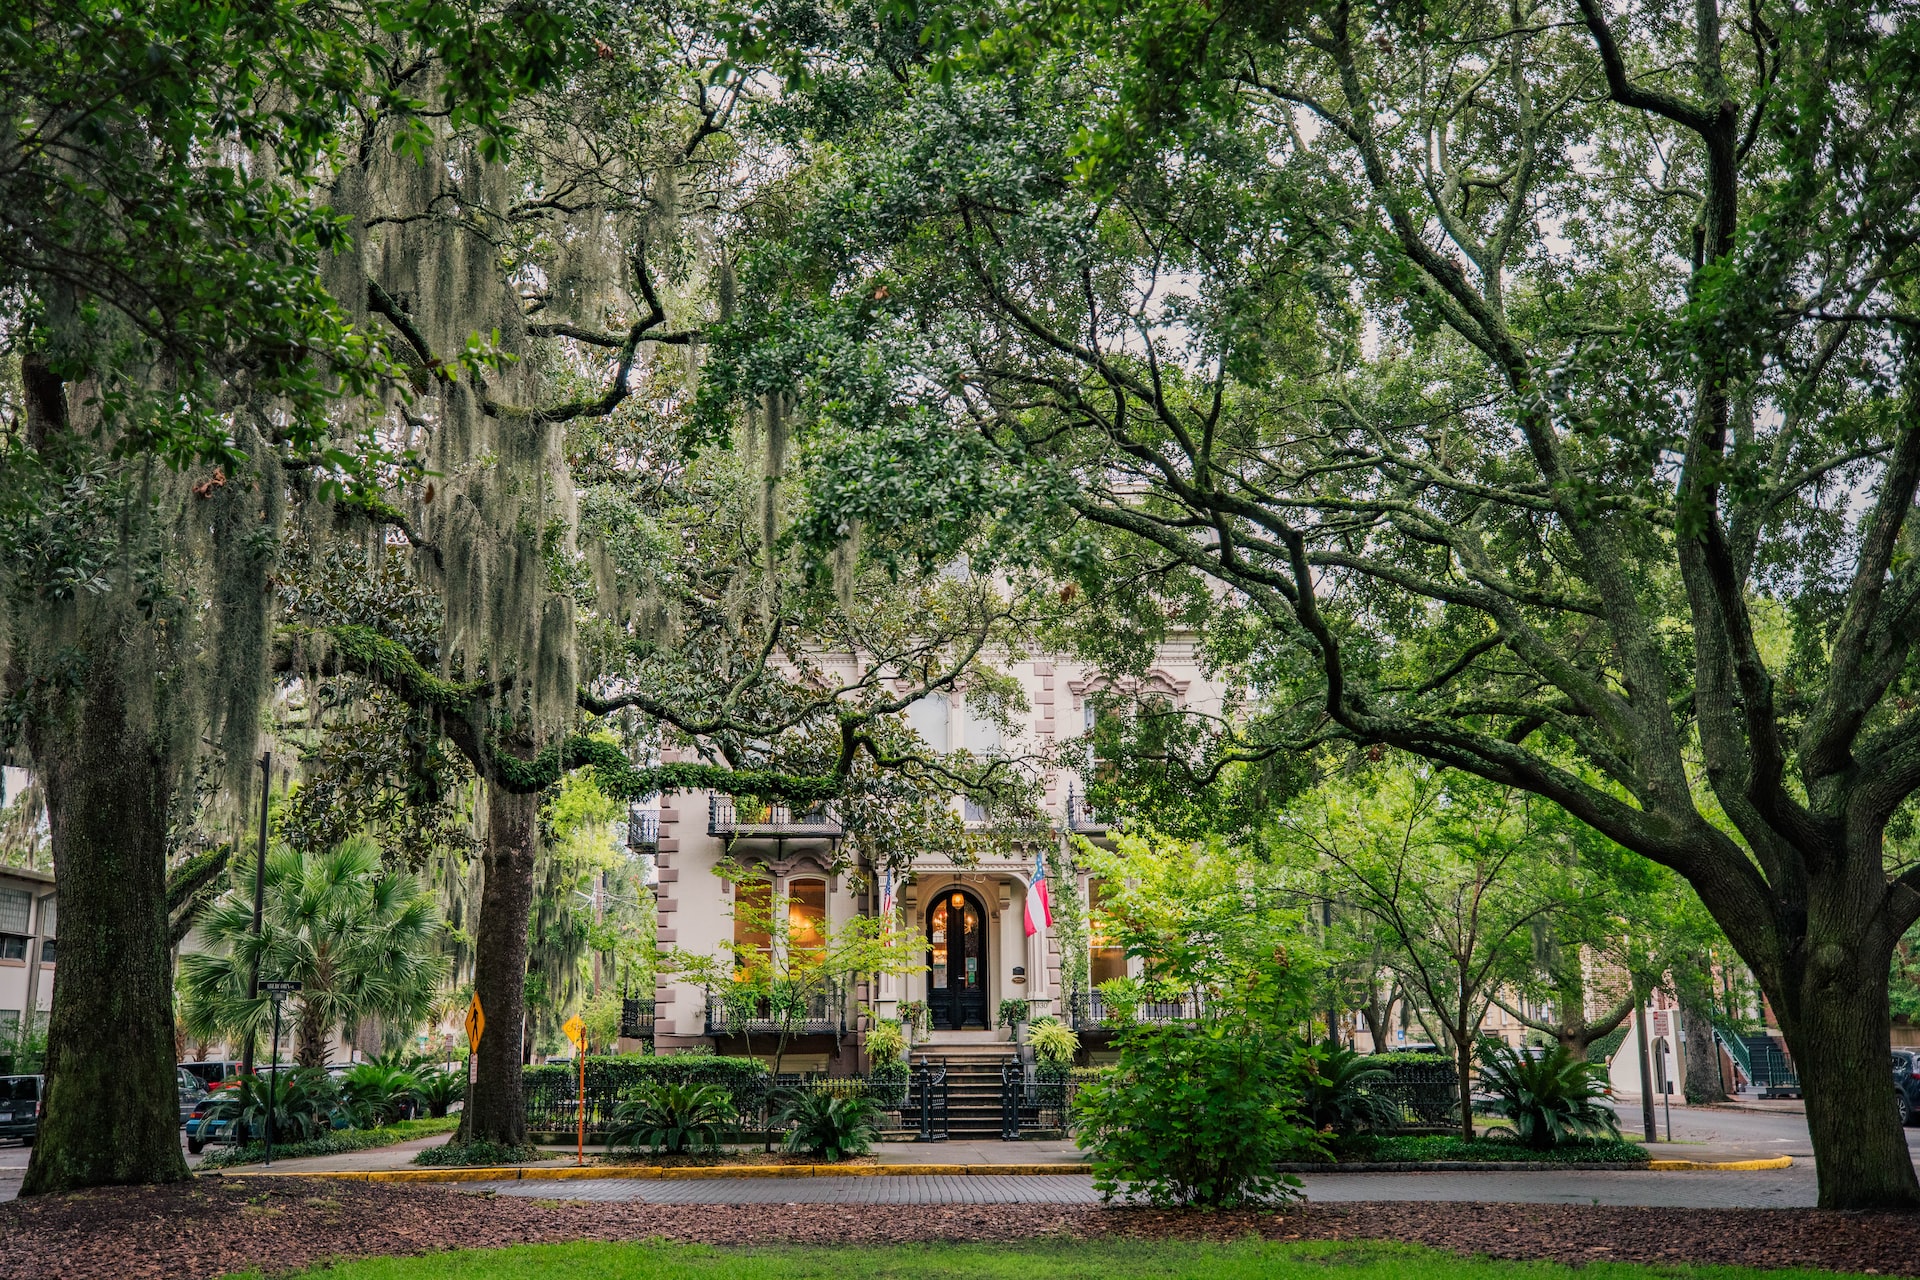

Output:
xmin=775 ymin=1090 xmax=881 ymax=1161
xmin=608 ymin=1081 xmax=735 ymax=1154
xmin=1476 ymin=1040 xmax=1621 ymax=1151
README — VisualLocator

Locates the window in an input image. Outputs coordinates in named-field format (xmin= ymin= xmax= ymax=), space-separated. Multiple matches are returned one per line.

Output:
xmin=1088 ymin=881 xmax=1127 ymax=985
xmin=787 ymin=879 xmax=827 ymax=956
xmin=963 ymin=701 xmax=1002 ymax=755
xmin=39 ymin=938 xmax=54 ymax=965
xmin=0 ymin=935 xmax=25 ymax=962
xmin=904 ymin=694 xmax=950 ymax=752
xmin=732 ymin=880 xmax=772 ymax=965
xmin=0 ymin=889 xmax=27 ymax=935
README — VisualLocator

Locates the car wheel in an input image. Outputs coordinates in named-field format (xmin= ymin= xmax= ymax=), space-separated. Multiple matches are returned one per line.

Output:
xmin=20 ymin=1136 xmax=32 ymax=1148
xmin=186 ymin=1136 xmax=204 ymax=1154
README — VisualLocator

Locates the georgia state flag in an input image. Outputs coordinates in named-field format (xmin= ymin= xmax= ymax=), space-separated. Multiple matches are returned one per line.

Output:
xmin=1024 ymin=849 xmax=1053 ymax=937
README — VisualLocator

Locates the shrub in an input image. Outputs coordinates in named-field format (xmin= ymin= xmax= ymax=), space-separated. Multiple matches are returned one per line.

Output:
xmin=868 ymin=1059 xmax=910 ymax=1108
xmin=997 ymin=998 xmax=1031 ymax=1030
xmin=896 ymin=1000 xmax=930 ymax=1038
xmin=609 ymin=1082 xmax=735 ymax=1154
xmin=1030 ymin=1020 xmax=1079 ymax=1066
xmin=775 ymin=1090 xmax=881 ymax=1161
xmin=1074 ymin=1021 xmax=1316 ymax=1207
xmin=195 ymin=1068 xmax=338 ymax=1146
xmin=336 ymin=1063 xmax=421 ymax=1128
xmin=1476 ymin=1040 xmax=1621 ymax=1151
xmin=523 ymin=1054 xmax=768 ymax=1134
xmin=865 ymin=1019 xmax=906 ymax=1065
xmin=1293 ymin=1044 xmax=1401 ymax=1137
xmin=412 ymin=1139 xmax=550 ymax=1167
xmin=197 ymin=1116 xmax=458 ymax=1170
xmin=414 ymin=1066 xmax=466 ymax=1119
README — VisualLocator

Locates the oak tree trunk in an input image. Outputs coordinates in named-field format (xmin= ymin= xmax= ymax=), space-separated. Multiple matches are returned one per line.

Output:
xmin=19 ymin=642 xmax=190 ymax=1194
xmin=458 ymin=784 xmax=537 ymax=1146
xmin=1776 ymin=944 xmax=1918 ymax=1209
xmin=1679 ymin=955 xmax=1726 ymax=1105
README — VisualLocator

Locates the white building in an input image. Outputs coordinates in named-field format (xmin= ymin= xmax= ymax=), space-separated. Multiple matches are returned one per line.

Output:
xmin=636 ymin=644 xmax=1224 ymax=1072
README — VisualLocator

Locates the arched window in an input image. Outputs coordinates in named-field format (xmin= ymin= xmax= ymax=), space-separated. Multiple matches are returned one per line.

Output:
xmin=787 ymin=878 xmax=827 ymax=957
xmin=732 ymin=878 xmax=773 ymax=969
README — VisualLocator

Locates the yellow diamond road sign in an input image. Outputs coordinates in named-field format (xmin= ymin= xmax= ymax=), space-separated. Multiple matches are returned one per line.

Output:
xmin=562 ymin=1014 xmax=586 ymax=1048
xmin=465 ymin=993 xmax=485 ymax=1051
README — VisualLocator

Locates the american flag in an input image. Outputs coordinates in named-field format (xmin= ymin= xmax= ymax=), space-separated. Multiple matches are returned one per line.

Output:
xmin=879 ymin=866 xmax=896 ymax=929
xmin=1025 ymin=849 xmax=1053 ymax=937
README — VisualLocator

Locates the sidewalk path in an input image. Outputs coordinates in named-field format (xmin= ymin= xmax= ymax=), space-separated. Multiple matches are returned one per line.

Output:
xmin=470 ymin=1165 xmax=1818 ymax=1209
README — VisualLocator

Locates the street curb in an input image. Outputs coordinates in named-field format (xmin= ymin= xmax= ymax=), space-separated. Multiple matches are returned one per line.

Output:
xmin=212 ymin=1162 xmax=1093 ymax=1183
xmin=1271 ymin=1156 xmax=1793 ymax=1173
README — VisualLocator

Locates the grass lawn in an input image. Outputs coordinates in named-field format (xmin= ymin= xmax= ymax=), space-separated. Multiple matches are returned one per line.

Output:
xmin=198 ymin=1117 xmax=462 ymax=1170
xmin=251 ymin=1238 xmax=1870 ymax=1280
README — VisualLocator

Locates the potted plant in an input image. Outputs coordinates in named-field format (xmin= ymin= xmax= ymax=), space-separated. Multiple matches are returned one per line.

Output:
xmin=897 ymin=1000 xmax=930 ymax=1046
xmin=997 ymin=998 xmax=1032 ymax=1042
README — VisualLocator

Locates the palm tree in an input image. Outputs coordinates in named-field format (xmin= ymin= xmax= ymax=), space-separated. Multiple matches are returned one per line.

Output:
xmin=179 ymin=836 xmax=448 ymax=1066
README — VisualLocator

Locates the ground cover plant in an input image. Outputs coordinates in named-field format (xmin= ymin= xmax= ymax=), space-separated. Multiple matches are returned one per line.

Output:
xmin=1326 ymin=1134 xmax=1649 ymax=1165
xmin=246 ymin=1237 xmax=1884 ymax=1280
xmin=410 ymin=1140 xmax=554 ymax=1167
xmin=197 ymin=1117 xmax=459 ymax=1171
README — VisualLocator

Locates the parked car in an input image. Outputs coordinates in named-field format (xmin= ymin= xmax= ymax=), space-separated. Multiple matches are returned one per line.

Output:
xmin=0 ymin=1075 xmax=42 ymax=1145
xmin=177 ymin=1067 xmax=208 ymax=1125
xmin=185 ymin=1080 xmax=242 ymax=1155
xmin=179 ymin=1061 xmax=244 ymax=1089
xmin=1892 ymin=1051 xmax=1920 ymax=1125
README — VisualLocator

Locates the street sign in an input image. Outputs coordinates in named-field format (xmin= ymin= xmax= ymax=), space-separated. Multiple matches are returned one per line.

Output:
xmin=262 ymin=980 xmax=302 ymax=995
xmin=562 ymin=1014 xmax=586 ymax=1049
xmin=465 ymin=993 xmax=485 ymax=1051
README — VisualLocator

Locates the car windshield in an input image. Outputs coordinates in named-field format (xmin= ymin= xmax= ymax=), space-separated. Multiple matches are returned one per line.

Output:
xmin=0 ymin=1076 xmax=39 ymax=1103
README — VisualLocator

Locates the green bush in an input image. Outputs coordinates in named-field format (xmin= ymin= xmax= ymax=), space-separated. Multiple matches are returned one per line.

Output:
xmin=1030 ymin=1020 xmax=1079 ymax=1066
xmin=609 ymin=1082 xmax=735 ymax=1154
xmin=1074 ymin=1021 xmax=1317 ymax=1207
xmin=1476 ymin=1040 xmax=1621 ymax=1151
xmin=335 ymin=1063 xmax=421 ymax=1128
xmin=775 ymin=1090 xmax=881 ymax=1161
xmin=868 ymin=1059 xmax=910 ymax=1107
xmin=865 ymin=1019 xmax=906 ymax=1064
xmin=414 ymin=1066 xmax=466 ymax=1118
xmin=412 ymin=1139 xmax=553 ymax=1166
xmin=1341 ymin=1133 xmax=1648 ymax=1164
xmin=197 ymin=1116 xmax=458 ymax=1170
xmin=1294 ymin=1044 xmax=1401 ymax=1138
xmin=523 ymin=1054 xmax=767 ymax=1098
xmin=194 ymin=1068 xmax=338 ymax=1146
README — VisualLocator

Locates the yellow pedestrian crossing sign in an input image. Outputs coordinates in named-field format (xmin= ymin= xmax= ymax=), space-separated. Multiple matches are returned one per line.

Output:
xmin=562 ymin=1014 xmax=586 ymax=1049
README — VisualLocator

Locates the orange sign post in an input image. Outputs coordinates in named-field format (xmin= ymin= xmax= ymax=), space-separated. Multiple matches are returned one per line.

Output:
xmin=465 ymin=994 xmax=485 ymax=1091
xmin=562 ymin=1014 xmax=588 ymax=1165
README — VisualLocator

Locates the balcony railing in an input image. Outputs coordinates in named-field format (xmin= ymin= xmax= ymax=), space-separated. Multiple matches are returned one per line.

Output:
xmin=1067 ymin=987 xmax=1203 ymax=1032
xmin=619 ymin=998 xmax=656 ymax=1040
xmin=626 ymin=809 xmax=659 ymax=850
xmin=705 ymin=984 xmax=848 ymax=1037
xmin=709 ymin=796 xmax=845 ymax=839
xmin=1065 ymin=787 xmax=1108 ymax=833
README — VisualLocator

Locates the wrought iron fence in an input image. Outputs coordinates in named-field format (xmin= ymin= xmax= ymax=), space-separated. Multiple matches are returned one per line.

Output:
xmin=1000 ymin=1061 xmax=1082 ymax=1138
xmin=704 ymin=984 xmax=847 ymax=1037
xmin=708 ymin=796 xmax=844 ymax=835
xmin=626 ymin=809 xmax=659 ymax=849
xmin=524 ymin=1063 xmax=947 ymax=1142
xmin=1066 ymin=987 xmax=1203 ymax=1032
xmin=619 ymin=999 xmax=656 ymax=1040
xmin=1374 ymin=1058 xmax=1460 ymax=1128
xmin=1064 ymin=787 xmax=1106 ymax=832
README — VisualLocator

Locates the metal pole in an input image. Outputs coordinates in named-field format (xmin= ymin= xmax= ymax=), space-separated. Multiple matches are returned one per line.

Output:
xmin=241 ymin=752 xmax=270 ymax=1078
xmin=265 ymin=995 xmax=281 ymax=1167
xmin=1658 ymin=1038 xmax=1674 ymax=1141
xmin=1634 ymin=999 xmax=1657 ymax=1143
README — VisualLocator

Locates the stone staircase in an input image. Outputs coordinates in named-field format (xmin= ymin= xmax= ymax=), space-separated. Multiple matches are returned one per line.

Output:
xmin=905 ymin=1043 xmax=1019 ymax=1140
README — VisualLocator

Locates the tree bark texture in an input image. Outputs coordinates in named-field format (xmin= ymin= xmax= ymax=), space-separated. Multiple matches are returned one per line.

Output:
xmin=458 ymin=784 xmax=537 ymax=1146
xmin=20 ymin=641 xmax=190 ymax=1194
xmin=1680 ymin=957 xmax=1727 ymax=1104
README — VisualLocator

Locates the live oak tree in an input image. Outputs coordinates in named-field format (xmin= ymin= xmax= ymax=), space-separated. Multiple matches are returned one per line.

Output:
xmin=710 ymin=0 xmax=1920 ymax=1207
xmin=0 ymin=0 xmax=566 ymax=1193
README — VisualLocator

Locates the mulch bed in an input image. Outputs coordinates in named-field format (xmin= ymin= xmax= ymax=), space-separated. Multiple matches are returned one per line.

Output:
xmin=3 ymin=1176 xmax=1918 ymax=1279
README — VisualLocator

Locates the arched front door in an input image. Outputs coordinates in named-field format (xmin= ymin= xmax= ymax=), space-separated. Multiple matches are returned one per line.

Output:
xmin=926 ymin=887 xmax=988 ymax=1030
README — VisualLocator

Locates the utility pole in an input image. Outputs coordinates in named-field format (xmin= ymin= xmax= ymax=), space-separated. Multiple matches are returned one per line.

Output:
xmin=240 ymin=751 xmax=269 ymax=1077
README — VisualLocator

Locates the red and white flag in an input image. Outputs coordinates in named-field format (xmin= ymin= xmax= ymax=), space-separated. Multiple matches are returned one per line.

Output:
xmin=1024 ymin=849 xmax=1053 ymax=937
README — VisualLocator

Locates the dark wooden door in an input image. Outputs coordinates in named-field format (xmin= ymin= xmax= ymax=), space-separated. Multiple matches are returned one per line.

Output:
xmin=927 ymin=888 xmax=988 ymax=1030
